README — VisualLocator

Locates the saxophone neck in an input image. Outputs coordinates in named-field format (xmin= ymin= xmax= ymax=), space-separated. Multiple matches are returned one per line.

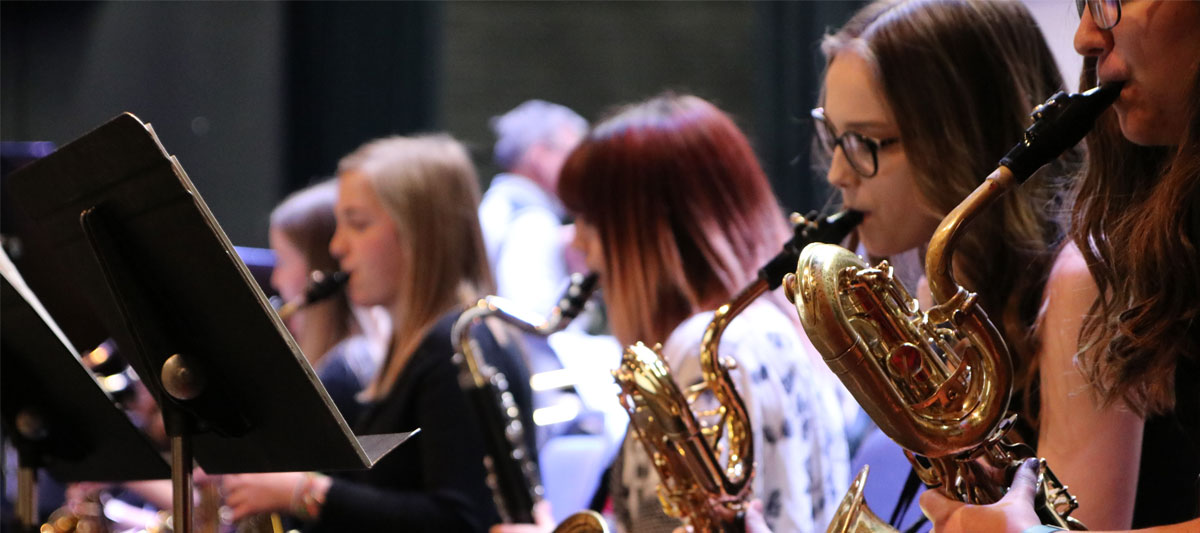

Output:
xmin=925 ymin=166 xmax=1015 ymax=305
xmin=928 ymin=82 xmax=1123 ymax=304
xmin=453 ymin=272 xmax=598 ymax=388
xmin=451 ymin=301 xmax=494 ymax=389
xmin=700 ymin=279 xmax=767 ymax=378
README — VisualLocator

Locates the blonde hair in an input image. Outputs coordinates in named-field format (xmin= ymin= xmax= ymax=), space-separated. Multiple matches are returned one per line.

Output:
xmin=338 ymin=134 xmax=493 ymax=398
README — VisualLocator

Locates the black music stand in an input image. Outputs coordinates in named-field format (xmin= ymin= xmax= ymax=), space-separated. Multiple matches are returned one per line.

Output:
xmin=7 ymin=114 xmax=413 ymax=533
xmin=1 ymin=250 xmax=171 ymax=532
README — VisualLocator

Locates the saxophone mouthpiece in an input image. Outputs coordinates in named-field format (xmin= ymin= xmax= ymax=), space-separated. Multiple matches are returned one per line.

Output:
xmin=821 ymin=209 xmax=865 ymax=240
xmin=999 ymin=81 xmax=1125 ymax=183
xmin=759 ymin=209 xmax=864 ymax=289
xmin=302 ymin=270 xmax=348 ymax=305
xmin=277 ymin=270 xmax=348 ymax=321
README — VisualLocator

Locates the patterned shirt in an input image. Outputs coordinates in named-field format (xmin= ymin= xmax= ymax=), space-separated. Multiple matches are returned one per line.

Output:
xmin=612 ymin=299 xmax=851 ymax=533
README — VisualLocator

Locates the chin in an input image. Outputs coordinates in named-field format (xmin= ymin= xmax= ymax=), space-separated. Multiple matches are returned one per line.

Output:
xmin=1118 ymin=110 xmax=1179 ymax=147
xmin=860 ymin=237 xmax=902 ymax=259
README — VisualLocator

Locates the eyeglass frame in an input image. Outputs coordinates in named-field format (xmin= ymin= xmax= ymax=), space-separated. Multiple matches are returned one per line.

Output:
xmin=1076 ymin=0 xmax=1122 ymax=30
xmin=811 ymin=107 xmax=900 ymax=178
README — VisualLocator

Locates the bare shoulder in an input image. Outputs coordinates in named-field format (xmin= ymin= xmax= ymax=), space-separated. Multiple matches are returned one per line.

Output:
xmin=1043 ymin=241 xmax=1099 ymax=316
xmin=1036 ymin=241 xmax=1100 ymax=397
xmin=1037 ymin=241 xmax=1100 ymax=376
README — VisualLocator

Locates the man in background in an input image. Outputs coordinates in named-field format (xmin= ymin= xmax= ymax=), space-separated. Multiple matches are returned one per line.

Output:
xmin=479 ymin=99 xmax=587 ymax=315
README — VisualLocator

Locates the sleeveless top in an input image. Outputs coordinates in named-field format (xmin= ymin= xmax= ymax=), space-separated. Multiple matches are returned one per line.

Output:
xmin=1131 ymin=354 xmax=1200 ymax=526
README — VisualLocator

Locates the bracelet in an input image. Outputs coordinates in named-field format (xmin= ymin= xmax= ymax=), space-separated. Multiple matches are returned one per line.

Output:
xmin=1022 ymin=526 xmax=1066 ymax=533
xmin=290 ymin=472 xmax=327 ymax=521
xmin=301 ymin=473 xmax=328 ymax=520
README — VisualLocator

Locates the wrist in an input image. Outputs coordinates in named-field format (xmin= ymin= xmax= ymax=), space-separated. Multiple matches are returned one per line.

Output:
xmin=290 ymin=472 xmax=329 ymax=521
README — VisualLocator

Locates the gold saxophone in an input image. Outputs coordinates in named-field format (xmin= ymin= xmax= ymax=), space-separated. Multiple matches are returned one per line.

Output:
xmin=451 ymin=272 xmax=608 ymax=532
xmin=616 ymin=210 xmax=862 ymax=532
xmin=783 ymin=83 xmax=1124 ymax=532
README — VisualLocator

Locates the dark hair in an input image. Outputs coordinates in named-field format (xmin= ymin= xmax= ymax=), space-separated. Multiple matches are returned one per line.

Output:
xmin=557 ymin=93 xmax=788 ymax=346
xmin=270 ymin=179 xmax=355 ymax=362
xmin=821 ymin=0 xmax=1080 ymax=430
xmin=1072 ymin=58 xmax=1200 ymax=416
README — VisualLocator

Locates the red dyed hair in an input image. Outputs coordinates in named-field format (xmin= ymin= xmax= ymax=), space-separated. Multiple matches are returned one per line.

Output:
xmin=558 ymin=94 xmax=788 ymax=346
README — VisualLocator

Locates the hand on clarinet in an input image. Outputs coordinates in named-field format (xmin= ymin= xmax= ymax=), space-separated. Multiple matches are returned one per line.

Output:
xmin=488 ymin=500 xmax=555 ymax=533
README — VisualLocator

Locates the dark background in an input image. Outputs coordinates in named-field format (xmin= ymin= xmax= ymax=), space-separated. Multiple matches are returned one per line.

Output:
xmin=2 ymin=1 xmax=865 ymax=247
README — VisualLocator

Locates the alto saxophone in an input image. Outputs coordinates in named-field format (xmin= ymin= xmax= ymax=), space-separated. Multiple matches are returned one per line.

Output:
xmin=451 ymin=272 xmax=606 ymax=529
xmin=616 ymin=210 xmax=862 ymax=532
xmin=783 ymin=83 xmax=1124 ymax=532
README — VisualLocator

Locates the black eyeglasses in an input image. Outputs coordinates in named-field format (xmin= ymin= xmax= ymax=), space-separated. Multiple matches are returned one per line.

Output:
xmin=1076 ymin=0 xmax=1121 ymax=30
xmin=811 ymin=107 xmax=899 ymax=178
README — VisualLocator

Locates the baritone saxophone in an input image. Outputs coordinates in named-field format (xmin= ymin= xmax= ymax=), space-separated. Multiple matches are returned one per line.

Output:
xmin=452 ymin=272 xmax=608 ymax=531
xmin=616 ymin=210 xmax=861 ymax=532
xmin=784 ymin=83 xmax=1124 ymax=532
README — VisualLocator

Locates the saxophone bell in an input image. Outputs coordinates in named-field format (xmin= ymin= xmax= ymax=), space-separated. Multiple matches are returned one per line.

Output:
xmin=827 ymin=466 xmax=894 ymax=533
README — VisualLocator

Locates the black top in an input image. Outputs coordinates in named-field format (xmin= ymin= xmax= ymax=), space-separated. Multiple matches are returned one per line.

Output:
xmin=1132 ymin=355 xmax=1200 ymax=527
xmin=307 ymin=313 xmax=501 ymax=532
xmin=315 ymin=338 xmax=369 ymax=427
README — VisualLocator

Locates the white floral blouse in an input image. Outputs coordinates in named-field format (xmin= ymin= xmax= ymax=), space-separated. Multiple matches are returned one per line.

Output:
xmin=612 ymin=299 xmax=851 ymax=533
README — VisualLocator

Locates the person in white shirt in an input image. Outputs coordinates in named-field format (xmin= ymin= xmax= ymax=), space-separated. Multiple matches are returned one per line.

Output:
xmin=479 ymin=100 xmax=588 ymax=316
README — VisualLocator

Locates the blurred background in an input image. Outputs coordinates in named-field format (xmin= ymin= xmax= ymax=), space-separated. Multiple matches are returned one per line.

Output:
xmin=1 ymin=1 xmax=1081 ymax=248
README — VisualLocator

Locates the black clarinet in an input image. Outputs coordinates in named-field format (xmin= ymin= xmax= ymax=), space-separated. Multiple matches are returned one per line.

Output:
xmin=450 ymin=272 xmax=599 ymax=524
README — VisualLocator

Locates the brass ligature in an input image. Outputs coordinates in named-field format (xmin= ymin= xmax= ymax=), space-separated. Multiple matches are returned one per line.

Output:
xmin=616 ymin=210 xmax=861 ymax=532
xmin=784 ymin=83 xmax=1124 ymax=532
xmin=451 ymin=272 xmax=605 ymax=529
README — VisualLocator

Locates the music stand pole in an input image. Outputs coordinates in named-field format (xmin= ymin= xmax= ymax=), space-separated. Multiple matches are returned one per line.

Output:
xmin=171 ymin=435 xmax=193 ymax=533
xmin=161 ymin=352 xmax=206 ymax=533
xmin=1 ymin=249 xmax=172 ymax=533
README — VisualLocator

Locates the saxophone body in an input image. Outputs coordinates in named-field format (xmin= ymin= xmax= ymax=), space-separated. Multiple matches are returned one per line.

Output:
xmin=451 ymin=272 xmax=603 ymax=528
xmin=615 ymin=210 xmax=862 ymax=531
xmin=784 ymin=83 xmax=1124 ymax=531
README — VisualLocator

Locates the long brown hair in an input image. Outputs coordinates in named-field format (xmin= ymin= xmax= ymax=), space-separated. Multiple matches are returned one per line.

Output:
xmin=557 ymin=94 xmax=789 ymax=347
xmin=821 ymin=0 xmax=1079 ymax=429
xmin=270 ymin=179 xmax=356 ymax=365
xmin=1072 ymin=58 xmax=1200 ymax=416
xmin=338 ymin=134 xmax=494 ymax=398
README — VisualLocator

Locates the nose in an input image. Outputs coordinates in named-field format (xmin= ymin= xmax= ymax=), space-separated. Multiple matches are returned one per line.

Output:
xmin=329 ymin=225 xmax=346 ymax=262
xmin=570 ymin=223 xmax=588 ymax=255
xmin=825 ymin=146 xmax=859 ymax=191
xmin=269 ymin=266 xmax=283 ymax=293
xmin=1073 ymin=8 xmax=1110 ymax=58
